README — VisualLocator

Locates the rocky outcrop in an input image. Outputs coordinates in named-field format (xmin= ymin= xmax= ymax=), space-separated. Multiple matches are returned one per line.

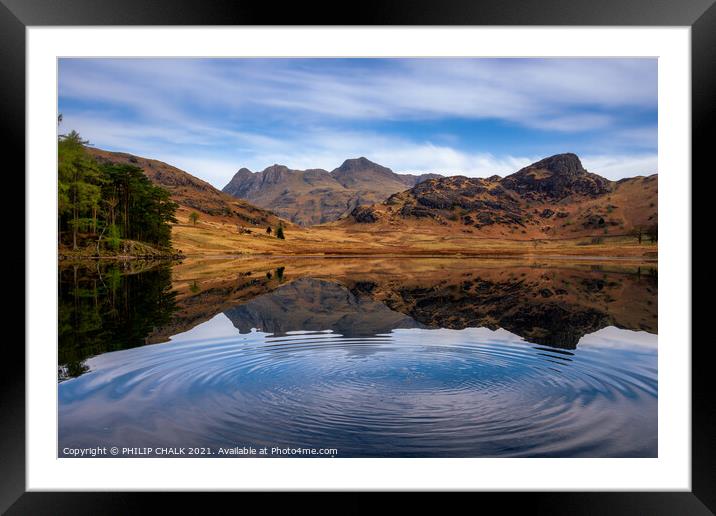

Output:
xmin=380 ymin=176 xmax=532 ymax=228
xmin=350 ymin=206 xmax=380 ymax=223
xmin=500 ymin=153 xmax=612 ymax=200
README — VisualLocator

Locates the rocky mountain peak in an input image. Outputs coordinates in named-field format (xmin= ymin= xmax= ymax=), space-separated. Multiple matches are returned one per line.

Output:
xmin=330 ymin=157 xmax=398 ymax=189
xmin=526 ymin=153 xmax=585 ymax=176
xmin=262 ymin=164 xmax=291 ymax=174
xmin=259 ymin=164 xmax=293 ymax=183
xmin=334 ymin=157 xmax=383 ymax=173
xmin=501 ymin=153 xmax=611 ymax=200
xmin=222 ymin=167 xmax=255 ymax=193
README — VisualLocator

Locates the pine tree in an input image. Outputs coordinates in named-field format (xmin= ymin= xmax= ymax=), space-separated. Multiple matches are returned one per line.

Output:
xmin=57 ymin=129 xmax=178 ymax=252
xmin=58 ymin=131 xmax=103 ymax=249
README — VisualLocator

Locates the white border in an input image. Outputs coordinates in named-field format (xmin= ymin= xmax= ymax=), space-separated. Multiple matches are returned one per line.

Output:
xmin=27 ymin=27 xmax=691 ymax=491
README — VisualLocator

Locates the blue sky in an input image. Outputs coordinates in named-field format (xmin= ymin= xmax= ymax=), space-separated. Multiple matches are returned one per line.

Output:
xmin=58 ymin=58 xmax=657 ymax=188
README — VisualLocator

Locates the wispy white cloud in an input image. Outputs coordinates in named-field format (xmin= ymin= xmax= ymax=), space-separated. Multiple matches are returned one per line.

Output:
xmin=58 ymin=58 xmax=658 ymax=185
xmin=60 ymin=58 xmax=656 ymax=130
xmin=581 ymin=154 xmax=657 ymax=180
xmin=64 ymin=110 xmax=655 ymax=187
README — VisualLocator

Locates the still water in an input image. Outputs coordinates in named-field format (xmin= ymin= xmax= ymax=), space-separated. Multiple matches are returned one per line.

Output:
xmin=58 ymin=258 xmax=657 ymax=457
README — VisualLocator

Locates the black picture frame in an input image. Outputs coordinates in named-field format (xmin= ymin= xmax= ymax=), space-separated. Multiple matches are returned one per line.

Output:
xmin=3 ymin=0 xmax=710 ymax=512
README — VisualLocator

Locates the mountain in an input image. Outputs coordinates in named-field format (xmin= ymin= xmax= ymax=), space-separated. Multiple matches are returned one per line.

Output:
xmin=86 ymin=147 xmax=284 ymax=228
xmin=330 ymin=157 xmax=439 ymax=189
xmin=222 ymin=157 xmax=441 ymax=226
xmin=343 ymin=153 xmax=657 ymax=239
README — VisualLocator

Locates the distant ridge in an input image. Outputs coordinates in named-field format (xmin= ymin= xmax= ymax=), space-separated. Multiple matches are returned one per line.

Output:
xmin=222 ymin=157 xmax=442 ymax=226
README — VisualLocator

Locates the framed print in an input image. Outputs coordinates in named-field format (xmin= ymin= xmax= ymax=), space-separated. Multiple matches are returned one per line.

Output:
xmin=4 ymin=0 xmax=712 ymax=512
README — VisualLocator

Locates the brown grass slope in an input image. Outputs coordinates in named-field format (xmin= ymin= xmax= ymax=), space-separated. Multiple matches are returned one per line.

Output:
xmin=87 ymin=147 xmax=286 ymax=229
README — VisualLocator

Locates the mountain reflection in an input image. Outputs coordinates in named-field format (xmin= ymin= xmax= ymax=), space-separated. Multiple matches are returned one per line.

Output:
xmin=58 ymin=257 xmax=657 ymax=379
xmin=224 ymin=278 xmax=422 ymax=337
xmin=224 ymin=265 xmax=656 ymax=349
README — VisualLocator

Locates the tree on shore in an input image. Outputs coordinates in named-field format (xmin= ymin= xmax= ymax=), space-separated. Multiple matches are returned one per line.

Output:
xmin=99 ymin=162 xmax=177 ymax=247
xmin=266 ymin=226 xmax=272 ymax=235
xmin=58 ymin=131 xmax=103 ymax=249
xmin=189 ymin=211 xmax=200 ymax=226
xmin=58 ymin=129 xmax=177 ymax=252
xmin=630 ymin=226 xmax=643 ymax=244
xmin=275 ymin=224 xmax=285 ymax=240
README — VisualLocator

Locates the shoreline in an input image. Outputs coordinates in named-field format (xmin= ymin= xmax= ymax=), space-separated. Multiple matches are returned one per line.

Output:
xmin=180 ymin=252 xmax=657 ymax=261
xmin=59 ymin=254 xmax=185 ymax=261
xmin=58 ymin=252 xmax=657 ymax=265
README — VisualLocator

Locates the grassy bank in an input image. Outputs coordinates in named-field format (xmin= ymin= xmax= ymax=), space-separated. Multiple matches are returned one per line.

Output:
xmin=58 ymin=238 xmax=184 ymax=261
xmin=169 ymin=214 xmax=658 ymax=261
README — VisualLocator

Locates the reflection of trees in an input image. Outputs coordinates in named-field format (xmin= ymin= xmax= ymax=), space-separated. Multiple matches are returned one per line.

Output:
xmin=58 ymin=262 xmax=177 ymax=381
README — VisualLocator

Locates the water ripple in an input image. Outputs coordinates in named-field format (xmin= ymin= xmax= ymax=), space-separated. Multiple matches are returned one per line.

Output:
xmin=59 ymin=320 xmax=657 ymax=457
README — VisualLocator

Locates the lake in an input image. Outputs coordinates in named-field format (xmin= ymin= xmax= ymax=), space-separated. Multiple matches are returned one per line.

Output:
xmin=58 ymin=257 xmax=657 ymax=457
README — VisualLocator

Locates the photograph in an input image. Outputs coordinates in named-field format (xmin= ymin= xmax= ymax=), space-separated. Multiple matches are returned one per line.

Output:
xmin=0 ymin=0 xmax=709 ymax=504
xmin=56 ymin=57 xmax=659 ymax=459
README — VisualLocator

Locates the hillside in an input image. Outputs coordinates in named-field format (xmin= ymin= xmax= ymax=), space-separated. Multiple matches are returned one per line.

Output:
xmin=342 ymin=153 xmax=657 ymax=239
xmin=222 ymin=157 xmax=440 ymax=226
xmin=86 ymin=148 xmax=285 ymax=230
xmin=76 ymin=149 xmax=657 ymax=259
